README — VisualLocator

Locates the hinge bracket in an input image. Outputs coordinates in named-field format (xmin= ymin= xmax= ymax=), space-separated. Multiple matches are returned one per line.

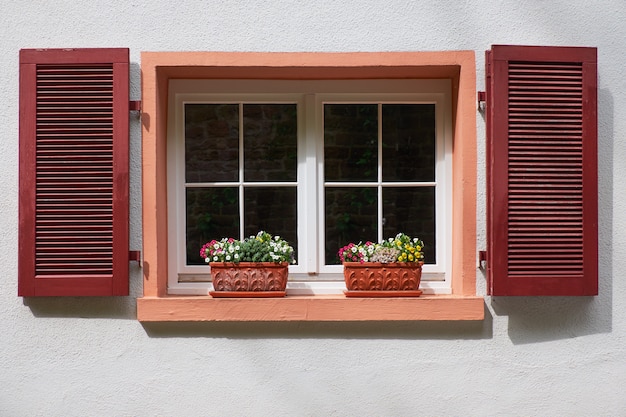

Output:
xmin=129 ymin=250 xmax=141 ymax=266
xmin=478 ymin=250 xmax=487 ymax=270
xmin=477 ymin=91 xmax=486 ymax=112
xmin=129 ymin=100 xmax=142 ymax=112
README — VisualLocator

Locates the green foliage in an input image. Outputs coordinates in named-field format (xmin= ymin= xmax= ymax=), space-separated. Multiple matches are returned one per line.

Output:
xmin=201 ymin=231 xmax=295 ymax=264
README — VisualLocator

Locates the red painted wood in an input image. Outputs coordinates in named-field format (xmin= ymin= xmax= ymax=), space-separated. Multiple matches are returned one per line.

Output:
xmin=18 ymin=48 xmax=130 ymax=296
xmin=485 ymin=45 xmax=598 ymax=296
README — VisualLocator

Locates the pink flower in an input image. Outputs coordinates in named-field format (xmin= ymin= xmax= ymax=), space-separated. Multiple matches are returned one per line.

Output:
xmin=200 ymin=240 xmax=218 ymax=259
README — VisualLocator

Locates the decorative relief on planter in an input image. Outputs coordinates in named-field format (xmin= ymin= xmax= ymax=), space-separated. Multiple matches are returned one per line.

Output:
xmin=343 ymin=262 xmax=423 ymax=297
xmin=209 ymin=262 xmax=288 ymax=297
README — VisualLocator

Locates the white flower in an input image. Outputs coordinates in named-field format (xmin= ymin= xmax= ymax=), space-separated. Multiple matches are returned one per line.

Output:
xmin=226 ymin=255 xmax=231 ymax=261
xmin=205 ymin=257 xmax=210 ymax=263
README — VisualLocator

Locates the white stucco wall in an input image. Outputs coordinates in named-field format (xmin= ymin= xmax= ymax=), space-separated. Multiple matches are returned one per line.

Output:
xmin=1 ymin=1 xmax=624 ymax=415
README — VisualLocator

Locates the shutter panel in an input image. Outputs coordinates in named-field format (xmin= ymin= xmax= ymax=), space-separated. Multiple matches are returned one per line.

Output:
xmin=19 ymin=48 xmax=130 ymax=296
xmin=485 ymin=45 xmax=598 ymax=296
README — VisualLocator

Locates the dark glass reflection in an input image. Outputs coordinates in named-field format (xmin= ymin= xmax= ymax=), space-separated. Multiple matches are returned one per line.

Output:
xmin=244 ymin=104 xmax=298 ymax=182
xmin=383 ymin=187 xmax=435 ymax=264
xmin=325 ymin=187 xmax=378 ymax=264
xmin=244 ymin=187 xmax=298 ymax=264
xmin=186 ymin=187 xmax=239 ymax=265
xmin=185 ymin=104 xmax=239 ymax=183
xmin=324 ymin=104 xmax=378 ymax=182
xmin=382 ymin=104 xmax=436 ymax=182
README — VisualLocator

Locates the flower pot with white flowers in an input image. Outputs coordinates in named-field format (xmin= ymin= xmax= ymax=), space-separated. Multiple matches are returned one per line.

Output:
xmin=200 ymin=231 xmax=295 ymax=297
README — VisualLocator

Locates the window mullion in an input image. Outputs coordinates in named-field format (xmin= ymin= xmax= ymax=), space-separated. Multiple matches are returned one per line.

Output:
xmin=303 ymin=94 xmax=318 ymax=274
xmin=378 ymin=103 xmax=383 ymax=242
xmin=239 ymin=102 xmax=245 ymax=239
xmin=324 ymin=181 xmax=436 ymax=187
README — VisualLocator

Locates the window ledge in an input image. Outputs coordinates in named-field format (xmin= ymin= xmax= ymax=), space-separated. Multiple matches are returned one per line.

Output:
xmin=136 ymin=294 xmax=484 ymax=322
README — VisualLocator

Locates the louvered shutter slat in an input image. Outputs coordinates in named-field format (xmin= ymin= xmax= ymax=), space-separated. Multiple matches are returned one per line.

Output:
xmin=508 ymin=61 xmax=585 ymax=277
xmin=486 ymin=45 xmax=598 ymax=296
xmin=19 ymin=48 xmax=129 ymax=296
xmin=36 ymin=65 xmax=114 ymax=276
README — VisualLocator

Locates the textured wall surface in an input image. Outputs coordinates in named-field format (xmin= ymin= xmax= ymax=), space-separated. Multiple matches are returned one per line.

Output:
xmin=2 ymin=1 xmax=624 ymax=415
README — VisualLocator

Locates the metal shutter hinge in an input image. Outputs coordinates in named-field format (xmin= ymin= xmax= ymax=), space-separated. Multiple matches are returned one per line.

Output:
xmin=477 ymin=91 xmax=486 ymax=112
xmin=129 ymin=100 xmax=142 ymax=112
xmin=129 ymin=250 xmax=141 ymax=266
xmin=478 ymin=250 xmax=487 ymax=270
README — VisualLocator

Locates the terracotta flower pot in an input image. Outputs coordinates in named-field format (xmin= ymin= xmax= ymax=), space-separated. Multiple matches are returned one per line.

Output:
xmin=342 ymin=262 xmax=423 ymax=297
xmin=209 ymin=262 xmax=289 ymax=297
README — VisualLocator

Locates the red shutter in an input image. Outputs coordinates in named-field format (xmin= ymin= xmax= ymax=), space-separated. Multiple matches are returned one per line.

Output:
xmin=485 ymin=45 xmax=598 ymax=296
xmin=19 ymin=48 xmax=130 ymax=296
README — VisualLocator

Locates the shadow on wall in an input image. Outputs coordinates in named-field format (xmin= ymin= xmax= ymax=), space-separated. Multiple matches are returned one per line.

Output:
xmin=22 ymin=260 xmax=494 ymax=339
xmin=488 ymin=88 xmax=614 ymax=345
xmin=21 ymin=264 xmax=143 ymax=320
xmin=23 ymin=292 xmax=495 ymax=340
xmin=490 ymin=296 xmax=608 ymax=344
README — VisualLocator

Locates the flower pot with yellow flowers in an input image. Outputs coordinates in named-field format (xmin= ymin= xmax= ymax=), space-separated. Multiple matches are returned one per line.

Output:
xmin=337 ymin=233 xmax=425 ymax=297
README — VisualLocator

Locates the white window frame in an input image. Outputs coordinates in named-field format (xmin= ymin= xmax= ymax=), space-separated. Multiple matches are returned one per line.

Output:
xmin=167 ymin=79 xmax=452 ymax=295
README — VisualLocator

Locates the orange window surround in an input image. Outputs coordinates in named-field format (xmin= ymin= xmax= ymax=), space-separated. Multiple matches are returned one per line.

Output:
xmin=137 ymin=51 xmax=484 ymax=322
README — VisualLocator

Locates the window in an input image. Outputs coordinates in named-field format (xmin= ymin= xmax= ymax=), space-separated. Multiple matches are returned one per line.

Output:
xmin=138 ymin=51 xmax=483 ymax=321
xmin=167 ymin=80 xmax=452 ymax=295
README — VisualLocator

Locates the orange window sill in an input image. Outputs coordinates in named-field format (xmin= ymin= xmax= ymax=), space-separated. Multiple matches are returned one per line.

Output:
xmin=136 ymin=294 xmax=484 ymax=322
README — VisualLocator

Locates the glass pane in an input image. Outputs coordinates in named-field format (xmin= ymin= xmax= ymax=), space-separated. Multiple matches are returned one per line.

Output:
xmin=186 ymin=187 xmax=239 ymax=265
xmin=244 ymin=187 xmax=298 ymax=264
xmin=382 ymin=187 xmax=435 ymax=264
xmin=185 ymin=104 xmax=239 ymax=183
xmin=324 ymin=104 xmax=378 ymax=182
xmin=325 ymin=187 xmax=377 ymax=264
xmin=382 ymin=104 xmax=436 ymax=182
xmin=244 ymin=104 xmax=298 ymax=182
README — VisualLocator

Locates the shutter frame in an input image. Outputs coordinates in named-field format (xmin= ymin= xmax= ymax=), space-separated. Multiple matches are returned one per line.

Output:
xmin=486 ymin=45 xmax=598 ymax=296
xmin=19 ymin=48 xmax=130 ymax=296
